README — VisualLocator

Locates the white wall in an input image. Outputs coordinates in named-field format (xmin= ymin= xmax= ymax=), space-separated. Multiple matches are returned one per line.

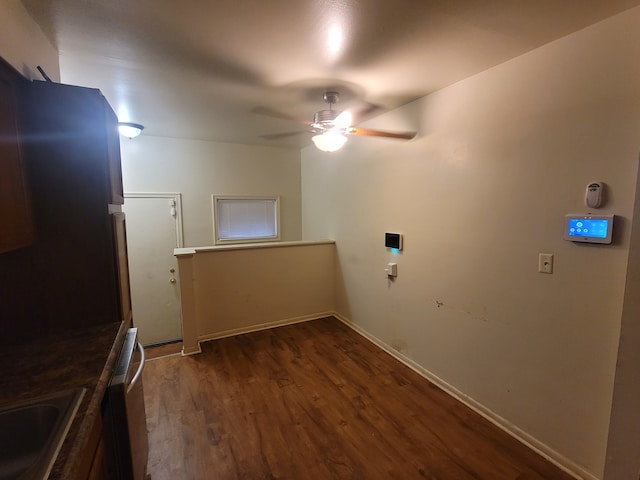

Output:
xmin=0 ymin=0 xmax=59 ymax=81
xmin=302 ymin=7 xmax=640 ymax=479
xmin=604 ymin=160 xmax=640 ymax=479
xmin=121 ymin=135 xmax=302 ymax=247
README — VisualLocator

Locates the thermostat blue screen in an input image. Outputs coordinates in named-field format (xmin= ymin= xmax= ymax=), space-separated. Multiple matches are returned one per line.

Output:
xmin=567 ymin=218 xmax=609 ymax=238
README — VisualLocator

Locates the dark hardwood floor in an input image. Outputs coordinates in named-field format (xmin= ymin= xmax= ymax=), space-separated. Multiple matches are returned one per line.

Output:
xmin=142 ymin=317 xmax=575 ymax=480
xmin=145 ymin=341 xmax=183 ymax=360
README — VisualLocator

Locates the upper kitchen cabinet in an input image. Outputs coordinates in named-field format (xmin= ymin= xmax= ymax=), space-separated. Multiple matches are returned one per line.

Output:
xmin=0 ymin=76 xmax=130 ymax=342
xmin=0 ymin=59 xmax=35 ymax=253
xmin=23 ymin=81 xmax=124 ymax=208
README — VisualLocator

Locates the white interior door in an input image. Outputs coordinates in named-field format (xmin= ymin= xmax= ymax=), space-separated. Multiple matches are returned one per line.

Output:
xmin=123 ymin=194 xmax=183 ymax=346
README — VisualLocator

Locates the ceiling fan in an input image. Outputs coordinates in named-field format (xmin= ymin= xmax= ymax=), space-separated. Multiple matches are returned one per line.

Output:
xmin=257 ymin=90 xmax=416 ymax=152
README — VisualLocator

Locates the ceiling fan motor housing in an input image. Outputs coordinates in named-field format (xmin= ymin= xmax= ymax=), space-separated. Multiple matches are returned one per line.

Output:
xmin=313 ymin=90 xmax=342 ymax=130
xmin=314 ymin=109 xmax=340 ymax=128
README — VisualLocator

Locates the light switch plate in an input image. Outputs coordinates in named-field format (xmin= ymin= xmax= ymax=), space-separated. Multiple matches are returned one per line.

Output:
xmin=538 ymin=253 xmax=554 ymax=274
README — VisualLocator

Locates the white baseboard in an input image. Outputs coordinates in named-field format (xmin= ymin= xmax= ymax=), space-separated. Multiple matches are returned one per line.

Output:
xmin=181 ymin=344 xmax=202 ymax=356
xmin=332 ymin=313 xmax=596 ymax=480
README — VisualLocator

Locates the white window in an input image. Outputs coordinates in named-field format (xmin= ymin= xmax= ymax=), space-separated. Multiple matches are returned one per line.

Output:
xmin=212 ymin=196 xmax=280 ymax=244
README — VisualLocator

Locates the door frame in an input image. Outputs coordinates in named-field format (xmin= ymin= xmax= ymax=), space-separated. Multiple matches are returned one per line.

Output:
xmin=123 ymin=192 xmax=185 ymax=345
xmin=124 ymin=192 xmax=185 ymax=248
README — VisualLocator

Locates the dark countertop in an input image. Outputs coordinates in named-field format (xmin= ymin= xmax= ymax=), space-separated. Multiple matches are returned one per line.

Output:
xmin=0 ymin=320 xmax=128 ymax=479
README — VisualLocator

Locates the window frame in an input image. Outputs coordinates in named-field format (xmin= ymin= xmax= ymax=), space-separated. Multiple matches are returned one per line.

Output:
xmin=212 ymin=195 xmax=281 ymax=245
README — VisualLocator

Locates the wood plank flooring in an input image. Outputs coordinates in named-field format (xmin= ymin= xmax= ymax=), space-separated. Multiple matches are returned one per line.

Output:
xmin=145 ymin=341 xmax=182 ymax=360
xmin=142 ymin=317 xmax=575 ymax=480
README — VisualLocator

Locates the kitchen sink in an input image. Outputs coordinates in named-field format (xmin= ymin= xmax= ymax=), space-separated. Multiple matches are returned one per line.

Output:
xmin=0 ymin=388 xmax=85 ymax=480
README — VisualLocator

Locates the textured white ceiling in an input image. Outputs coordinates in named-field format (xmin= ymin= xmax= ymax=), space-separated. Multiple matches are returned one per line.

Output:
xmin=21 ymin=0 xmax=640 ymax=149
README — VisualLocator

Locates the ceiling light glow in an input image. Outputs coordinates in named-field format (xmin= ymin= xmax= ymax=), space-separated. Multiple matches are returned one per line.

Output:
xmin=118 ymin=122 xmax=144 ymax=138
xmin=312 ymin=131 xmax=348 ymax=152
xmin=327 ymin=23 xmax=344 ymax=60
xmin=334 ymin=110 xmax=352 ymax=129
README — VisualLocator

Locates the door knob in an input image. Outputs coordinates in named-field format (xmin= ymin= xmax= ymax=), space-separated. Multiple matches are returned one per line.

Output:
xmin=169 ymin=268 xmax=175 ymax=273
xmin=170 ymin=278 xmax=176 ymax=284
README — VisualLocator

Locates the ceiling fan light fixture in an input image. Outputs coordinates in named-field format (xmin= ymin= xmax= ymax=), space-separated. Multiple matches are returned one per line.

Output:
xmin=118 ymin=122 xmax=144 ymax=138
xmin=312 ymin=131 xmax=348 ymax=152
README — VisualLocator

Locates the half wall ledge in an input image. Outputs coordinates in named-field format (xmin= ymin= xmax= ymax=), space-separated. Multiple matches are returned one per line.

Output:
xmin=174 ymin=239 xmax=336 ymax=257
xmin=173 ymin=240 xmax=337 ymax=354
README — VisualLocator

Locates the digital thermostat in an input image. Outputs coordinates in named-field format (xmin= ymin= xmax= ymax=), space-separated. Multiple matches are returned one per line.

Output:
xmin=563 ymin=214 xmax=614 ymax=244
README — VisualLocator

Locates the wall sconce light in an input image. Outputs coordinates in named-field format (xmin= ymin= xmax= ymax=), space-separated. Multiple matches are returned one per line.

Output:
xmin=311 ymin=131 xmax=348 ymax=152
xmin=118 ymin=122 xmax=144 ymax=139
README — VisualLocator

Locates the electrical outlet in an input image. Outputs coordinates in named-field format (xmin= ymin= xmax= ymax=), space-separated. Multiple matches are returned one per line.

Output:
xmin=538 ymin=253 xmax=554 ymax=274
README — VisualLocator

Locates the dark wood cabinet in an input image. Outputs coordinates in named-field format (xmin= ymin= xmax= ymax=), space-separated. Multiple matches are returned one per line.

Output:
xmin=112 ymin=211 xmax=132 ymax=325
xmin=0 ymin=59 xmax=35 ymax=253
xmin=75 ymin=414 xmax=108 ymax=480
xmin=0 ymin=66 xmax=130 ymax=342
xmin=0 ymin=59 xmax=135 ymax=480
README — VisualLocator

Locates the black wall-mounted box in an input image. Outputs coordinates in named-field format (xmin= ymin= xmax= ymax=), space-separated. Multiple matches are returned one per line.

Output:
xmin=385 ymin=232 xmax=403 ymax=250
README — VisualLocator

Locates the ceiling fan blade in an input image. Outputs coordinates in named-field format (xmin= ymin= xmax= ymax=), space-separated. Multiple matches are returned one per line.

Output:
xmin=251 ymin=106 xmax=312 ymax=125
xmin=349 ymin=127 xmax=416 ymax=140
xmin=260 ymin=130 xmax=309 ymax=140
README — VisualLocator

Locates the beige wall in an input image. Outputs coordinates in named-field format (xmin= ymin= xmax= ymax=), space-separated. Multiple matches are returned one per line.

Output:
xmin=9 ymin=1 xmax=640 ymax=476
xmin=120 ymin=135 xmax=302 ymax=246
xmin=604 ymin=160 xmax=640 ymax=479
xmin=302 ymin=8 xmax=640 ymax=479
xmin=0 ymin=0 xmax=59 ymax=81
xmin=175 ymin=241 xmax=336 ymax=354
